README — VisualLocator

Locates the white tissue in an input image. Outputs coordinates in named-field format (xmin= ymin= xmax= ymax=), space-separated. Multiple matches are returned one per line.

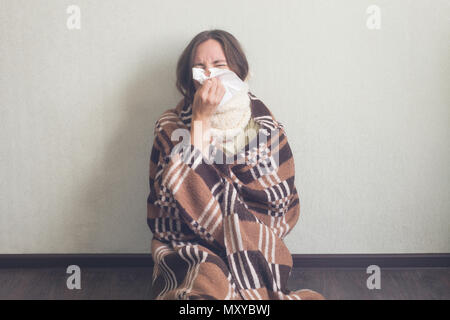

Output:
xmin=192 ymin=67 xmax=248 ymax=107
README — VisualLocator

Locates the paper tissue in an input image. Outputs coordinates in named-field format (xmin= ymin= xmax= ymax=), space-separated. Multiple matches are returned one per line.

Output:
xmin=192 ymin=67 xmax=248 ymax=107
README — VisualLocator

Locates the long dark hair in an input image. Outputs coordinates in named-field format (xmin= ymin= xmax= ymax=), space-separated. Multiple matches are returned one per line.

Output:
xmin=175 ymin=29 xmax=249 ymax=105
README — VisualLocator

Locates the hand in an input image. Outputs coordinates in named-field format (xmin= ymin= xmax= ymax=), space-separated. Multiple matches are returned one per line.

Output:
xmin=191 ymin=77 xmax=226 ymax=122
xmin=190 ymin=77 xmax=225 ymax=156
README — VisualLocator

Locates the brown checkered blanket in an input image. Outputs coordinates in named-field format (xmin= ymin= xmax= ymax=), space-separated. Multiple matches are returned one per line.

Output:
xmin=147 ymin=92 xmax=324 ymax=300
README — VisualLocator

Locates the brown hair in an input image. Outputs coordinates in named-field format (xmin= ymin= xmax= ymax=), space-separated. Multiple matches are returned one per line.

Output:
xmin=175 ymin=29 xmax=249 ymax=105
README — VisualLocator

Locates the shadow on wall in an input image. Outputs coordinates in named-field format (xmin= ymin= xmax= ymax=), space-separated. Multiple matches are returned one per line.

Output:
xmin=61 ymin=38 xmax=184 ymax=253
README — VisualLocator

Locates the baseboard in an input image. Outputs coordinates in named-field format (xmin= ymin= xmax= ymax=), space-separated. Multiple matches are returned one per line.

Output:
xmin=291 ymin=254 xmax=450 ymax=268
xmin=0 ymin=253 xmax=449 ymax=268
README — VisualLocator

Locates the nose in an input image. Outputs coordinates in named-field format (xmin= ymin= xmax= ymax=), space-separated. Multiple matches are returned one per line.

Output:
xmin=204 ymin=67 xmax=211 ymax=77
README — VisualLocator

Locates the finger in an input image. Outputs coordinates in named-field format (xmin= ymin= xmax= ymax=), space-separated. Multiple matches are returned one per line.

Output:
xmin=210 ymin=78 xmax=222 ymax=101
xmin=206 ymin=78 xmax=218 ymax=102
xmin=214 ymin=79 xmax=224 ymax=105
xmin=210 ymin=77 xmax=219 ymax=95
xmin=213 ymin=79 xmax=225 ymax=100
xmin=202 ymin=79 xmax=212 ymax=90
xmin=200 ymin=79 xmax=212 ymax=98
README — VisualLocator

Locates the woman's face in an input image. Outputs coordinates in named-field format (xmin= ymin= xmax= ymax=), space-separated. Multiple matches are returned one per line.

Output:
xmin=192 ymin=39 xmax=230 ymax=90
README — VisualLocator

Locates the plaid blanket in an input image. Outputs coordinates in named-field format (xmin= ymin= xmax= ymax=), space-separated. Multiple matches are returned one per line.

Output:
xmin=147 ymin=92 xmax=324 ymax=300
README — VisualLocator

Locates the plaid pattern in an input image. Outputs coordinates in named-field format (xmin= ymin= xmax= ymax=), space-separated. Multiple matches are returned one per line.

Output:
xmin=147 ymin=92 xmax=324 ymax=300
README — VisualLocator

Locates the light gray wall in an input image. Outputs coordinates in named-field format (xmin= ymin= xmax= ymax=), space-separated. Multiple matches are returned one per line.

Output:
xmin=1 ymin=0 xmax=449 ymax=254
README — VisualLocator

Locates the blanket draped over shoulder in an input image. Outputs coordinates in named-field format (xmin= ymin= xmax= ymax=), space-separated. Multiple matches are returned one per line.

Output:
xmin=147 ymin=92 xmax=324 ymax=300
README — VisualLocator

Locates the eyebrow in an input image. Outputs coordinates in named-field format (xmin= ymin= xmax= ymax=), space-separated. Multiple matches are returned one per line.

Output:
xmin=193 ymin=60 xmax=227 ymax=66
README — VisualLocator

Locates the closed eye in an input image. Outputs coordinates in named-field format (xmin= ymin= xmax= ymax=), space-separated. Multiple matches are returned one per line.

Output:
xmin=193 ymin=62 xmax=227 ymax=68
xmin=195 ymin=65 xmax=227 ymax=68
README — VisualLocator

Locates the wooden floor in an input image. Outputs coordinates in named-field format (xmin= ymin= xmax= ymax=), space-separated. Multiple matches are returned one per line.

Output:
xmin=0 ymin=267 xmax=448 ymax=300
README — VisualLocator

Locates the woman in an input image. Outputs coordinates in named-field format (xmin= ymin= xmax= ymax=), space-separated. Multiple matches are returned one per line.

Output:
xmin=147 ymin=29 xmax=324 ymax=300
